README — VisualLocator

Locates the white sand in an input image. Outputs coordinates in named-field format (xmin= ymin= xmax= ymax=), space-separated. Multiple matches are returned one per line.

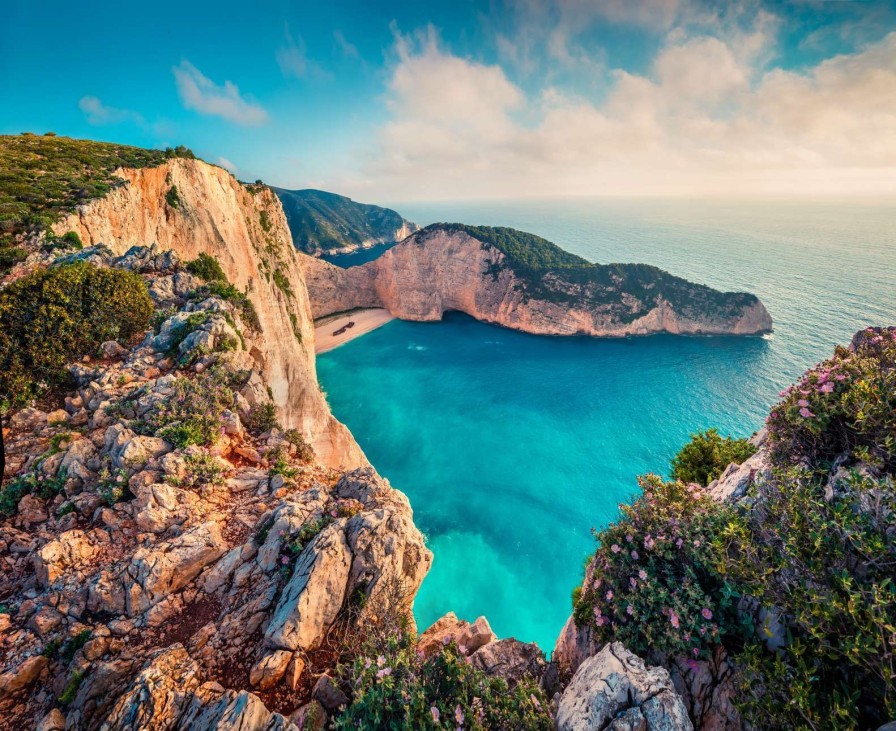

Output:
xmin=314 ymin=308 xmax=395 ymax=354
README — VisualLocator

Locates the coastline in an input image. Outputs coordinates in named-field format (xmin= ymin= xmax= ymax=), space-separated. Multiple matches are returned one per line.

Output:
xmin=314 ymin=308 xmax=395 ymax=353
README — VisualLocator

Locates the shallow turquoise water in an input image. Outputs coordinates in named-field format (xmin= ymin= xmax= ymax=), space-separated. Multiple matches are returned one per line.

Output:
xmin=317 ymin=200 xmax=895 ymax=652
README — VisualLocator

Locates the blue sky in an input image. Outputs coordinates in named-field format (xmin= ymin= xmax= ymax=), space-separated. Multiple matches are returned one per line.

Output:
xmin=2 ymin=0 xmax=895 ymax=201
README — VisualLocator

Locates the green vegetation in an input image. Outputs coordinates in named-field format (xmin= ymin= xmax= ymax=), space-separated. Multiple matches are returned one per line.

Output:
xmin=274 ymin=187 xmax=414 ymax=254
xmin=176 ymin=450 xmax=227 ymax=489
xmin=0 ymin=134 xmax=194 ymax=267
xmin=271 ymin=267 xmax=293 ymax=298
xmin=248 ymin=402 xmax=280 ymax=434
xmin=165 ymin=185 xmax=181 ymax=209
xmin=570 ymin=327 xmax=896 ymax=730
xmin=185 ymin=252 xmax=227 ymax=283
xmin=334 ymin=632 xmax=551 ymax=730
xmin=147 ymin=370 xmax=234 ymax=448
xmin=60 ymin=630 xmax=91 ymax=664
xmin=671 ymin=429 xmax=757 ymax=486
xmin=59 ymin=669 xmax=85 ymax=706
xmin=0 ymin=262 xmax=153 ymax=409
xmin=97 ymin=466 xmax=129 ymax=505
xmin=188 ymin=279 xmax=260 ymax=332
xmin=284 ymin=428 xmax=314 ymax=463
xmin=422 ymin=223 xmax=760 ymax=323
xmin=0 ymin=469 xmax=69 ymax=516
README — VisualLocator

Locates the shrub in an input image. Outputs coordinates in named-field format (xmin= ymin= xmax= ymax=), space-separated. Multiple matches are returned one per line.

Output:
xmin=0 ymin=262 xmax=153 ymax=409
xmin=177 ymin=450 xmax=226 ymax=489
xmin=730 ymin=466 xmax=896 ymax=729
xmin=185 ymin=253 xmax=227 ymax=283
xmin=767 ymin=328 xmax=896 ymax=470
xmin=572 ymin=475 xmax=748 ymax=660
xmin=267 ymin=446 xmax=299 ymax=480
xmin=334 ymin=631 xmax=552 ymax=730
xmin=96 ymin=466 xmax=129 ymax=505
xmin=248 ymin=402 xmax=279 ymax=434
xmin=165 ymin=185 xmax=180 ymax=209
xmin=272 ymin=268 xmax=293 ymax=298
xmin=259 ymin=209 xmax=272 ymax=233
xmin=670 ymin=429 xmax=757 ymax=486
xmin=0 ymin=469 xmax=68 ymax=516
xmin=284 ymin=428 xmax=314 ymax=463
xmin=60 ymin=630 xmax=91 ymax=664
xmin=0 ymin=245 xmax=27 ymax=271
xmin=147 ymin=370 xmax=234 ymax=448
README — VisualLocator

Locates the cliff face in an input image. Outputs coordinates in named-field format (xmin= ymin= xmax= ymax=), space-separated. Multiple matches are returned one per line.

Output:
xmin=274 ymin=187 xmax=418 ymax=256
xmin=53 ymin=159 xmax=365 ymax=469
xmin=301 ymin=227 xmax=772 ymax=337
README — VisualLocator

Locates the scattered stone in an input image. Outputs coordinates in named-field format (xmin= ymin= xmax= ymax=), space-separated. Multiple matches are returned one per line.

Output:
xmin=250 ymin=650 xmax=292 ymax=691
xmin=312 ymin=674 xmax=349 ymax=712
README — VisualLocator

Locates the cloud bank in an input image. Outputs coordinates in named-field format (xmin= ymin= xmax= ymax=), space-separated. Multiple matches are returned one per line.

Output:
xmin=349 ymin=23 xmax=896 ymax=199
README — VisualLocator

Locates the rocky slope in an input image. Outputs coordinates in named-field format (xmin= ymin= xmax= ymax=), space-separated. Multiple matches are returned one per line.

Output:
xmin=52 ymin=160 xmax=364 ymax=470
xmin=300 ymin=225 xmax=772 ymax=337
xmin=0 ymin=243 xmax=432 ymax=730
xmin=274 ymin=188 xmax=417 ymax=256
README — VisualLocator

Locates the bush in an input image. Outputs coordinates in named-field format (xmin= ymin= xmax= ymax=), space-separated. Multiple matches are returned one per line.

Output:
xmin=185 ymin=253 xmax=227 ymax=283
xmin=0 ymin=245 xmax=27 ymax=271
xmin=334 ymin=631 xmax=552 ymax=730
xmin=165 ymin=185 xmax=180 ymax=209
xmin=272 ymin=268 xmax=293 ymax=298
xmin=0 ymin=262 xmax=153 ymax=409
xmin=284 ymin=428 xmax=314 ymax=463
xmin=147 ymin=370 xmax=234 ymax=448
xmin=730 ymin=465 xmax=896 ymax=729
xmin=189 ymin=279 xmax=260 ymax=332
xmin=174 ymin=450 xmax=227 ymax=489
xmin=248 ymin=402 xmax=279 ymax=434
xmin=572 ymin=475 xmax=747 ymax=661
xmin=767 ymin=328 xmax=896 ymax=470
xmin=0 ymin=469 xmax=68 ymax=516
xmin=670 ymin=429 xmax=757 ymax=486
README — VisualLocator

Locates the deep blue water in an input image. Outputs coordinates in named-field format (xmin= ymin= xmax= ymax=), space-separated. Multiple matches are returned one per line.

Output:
xmin=316 ymin=199 xmax=896 ymax=652
xmin=321 ymin=242 xmax=398 ymax=268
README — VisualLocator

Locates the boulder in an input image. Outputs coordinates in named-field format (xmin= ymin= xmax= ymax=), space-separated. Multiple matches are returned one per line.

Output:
xmin=249 ymin=650 xmax=292 ymax=691
xmin=312 ymin=674 xmax=349 ymax=712
xmin=419 ymin=612 xmax=496 ymax=657
xmin=35 ymin=529 xmax=101 ymax=586
xmin=36 ymin=708 xmax=66 ymax=731
xmin=470 ymin=638 xmax=546 ymax=685
xmin=556 ymin=643 xmax=692 ymax=731
xmin=0 ymin=655 xmax=48 ymax=699
xmin=265 ymin=523 xmax=351 ymax=651
xmin=123 ymin=522 xmax=227 ymax=615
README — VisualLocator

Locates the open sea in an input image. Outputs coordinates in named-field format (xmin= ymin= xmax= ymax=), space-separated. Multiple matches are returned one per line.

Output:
xmin=316 ymin=199 xmax=895 ymax=652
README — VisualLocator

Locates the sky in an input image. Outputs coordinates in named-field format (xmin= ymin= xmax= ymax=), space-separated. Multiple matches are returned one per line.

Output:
xmin=2 ymin=0 xmax=895 ymax=202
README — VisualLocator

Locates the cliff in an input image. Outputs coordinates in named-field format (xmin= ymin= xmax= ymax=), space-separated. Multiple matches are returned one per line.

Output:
xmin=273 ymin=187 xmax=417 ymax=256
xmin=52 ymin=159 xmax=365 ymax=470
xmin=300 ymin=224 xmax=772 ymax=337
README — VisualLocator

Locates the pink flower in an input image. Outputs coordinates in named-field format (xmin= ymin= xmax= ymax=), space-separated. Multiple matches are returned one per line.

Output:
xmin=693 ymin=648 xmax=700 ymax=657
xmin=376 ymin=655 xmax=386 ymax=667
xmin=639 ymin=570 xmax=647 ymax=581
xmin=631 ymin=550 xmax=639 ymax=560
xmin=835 ymin=373 xmax=847 ymax=381
xmin=606 ymin=591 xmax=614 ymax=601
xmin=676 ymin=538 xmax=684 ymax=549
xmin=701 ymin=607 xmax=713 ymax=620
xmin=376 ymin=667 xmax=391 ymax=678
xmin=797 ymin=399 xmax=809 ymax=407
xmin=611 ymin=544 xmax=621 ymax=553
xmin=627 ymin=604 xmax=634 ymax=616
xmin=799 ymin=407 xmax=815 ymax=418
xmin=629 ymin=577 xmax=638 ymax=588
xmin=280 ymin=556 xmax=289 ymax=565
xmin=819 ymin=382 xmax=835 ymax=393
xmin=693 ymin=540 xmax=700 ymax=548
xmin=670 ymin=611 xmax=680 ymax=629
xmin=625 ymin=533 xmax=633 ymax=543
xmin=455 ymin=705 xmax=464 ymax=724
xmin=431 ymin=707 xmax=440 ymax=723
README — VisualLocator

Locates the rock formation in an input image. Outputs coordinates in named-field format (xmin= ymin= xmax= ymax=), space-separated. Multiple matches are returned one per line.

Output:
xmin=52 ymin=159 xmax=364 ymax=469
xmin=300 ymin=225 xmax=772 ymax=338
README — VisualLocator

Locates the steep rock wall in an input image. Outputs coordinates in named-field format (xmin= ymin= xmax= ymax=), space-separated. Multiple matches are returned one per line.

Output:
xmin=301 ymin=229 xmax=773 ymax=337
xmin=53 ymin=159 xmax=365 ymax=469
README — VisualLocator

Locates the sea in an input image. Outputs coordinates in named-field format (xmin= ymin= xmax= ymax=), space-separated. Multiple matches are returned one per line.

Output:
xmin=317 ymin=198 xmax=895 ymax=652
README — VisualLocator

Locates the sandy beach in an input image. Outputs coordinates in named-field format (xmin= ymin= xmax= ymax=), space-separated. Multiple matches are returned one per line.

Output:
xmin=314 ymin=308 xmax=395 ymax=354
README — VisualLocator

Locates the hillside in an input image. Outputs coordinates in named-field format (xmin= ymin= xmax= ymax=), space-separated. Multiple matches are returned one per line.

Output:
xmin=274 ymin=187 xmax=417 ymax=256
xmin=300 ymin=223 xmax=773 ymax=337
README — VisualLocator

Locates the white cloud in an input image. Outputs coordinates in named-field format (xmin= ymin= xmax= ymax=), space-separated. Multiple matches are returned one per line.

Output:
xmin=343 ymin=29 xmax=896 ymax=199
xmin=277 ymin=25 xmax=328 ymax=80
xmin=79 ymin=96 xmax=144 ymax=126
xmin=217 ymin=156 xmax=237 ymax=173
xmin=173 ymin=60 xmax=268 ymax=126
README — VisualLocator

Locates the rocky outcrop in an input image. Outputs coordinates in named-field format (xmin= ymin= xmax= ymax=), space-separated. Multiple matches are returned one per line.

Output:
xmin=556 ymin=643 xmax=693 ymax=731
xmin=300 ymin=226 xmax=772 ymax=338
xmin=52 ymin=159 xmax=365 ymax=469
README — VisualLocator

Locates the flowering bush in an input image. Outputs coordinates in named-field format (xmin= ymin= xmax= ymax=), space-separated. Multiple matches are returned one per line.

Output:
xmin=573 ymin=475 xmax=748 ymax=660
xmin=767 ymin=327 xmax=896 ymax=469
xmin=333 ymin=632 xmax=552 ymax=730
xmin=147 ymin=370 xmax=234 ymax=448
xmin=730 ymin=465 xmax=896 ymax=729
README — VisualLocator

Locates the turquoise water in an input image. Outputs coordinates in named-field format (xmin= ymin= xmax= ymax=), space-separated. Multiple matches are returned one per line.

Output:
xmin=317 ymin=200 xmax=896 ymax=652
